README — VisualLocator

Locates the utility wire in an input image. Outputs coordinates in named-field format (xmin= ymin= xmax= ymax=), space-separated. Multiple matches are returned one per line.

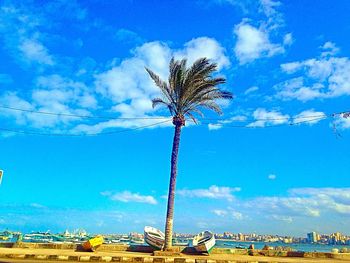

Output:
xmin=0 ymin=115 xmax=340 ymax=136
xmin=0 ymin=119 xmax=172 ymax=137
xmin=0 ymin=105 xmax=348 ymax=136
xmin=1 ymin=104 xmax=348 ymax=122
xmin=0 ymin=106 xmax=350 ymax=122
xmin=0 ymin=105 xmax=170 ymax=120
xmin=199 ymin=116 xmax=328 ymax=129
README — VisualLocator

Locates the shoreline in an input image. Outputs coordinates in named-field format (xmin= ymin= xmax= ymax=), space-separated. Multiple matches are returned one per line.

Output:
xmin=1 ymin=243 xmax=350 ymax=262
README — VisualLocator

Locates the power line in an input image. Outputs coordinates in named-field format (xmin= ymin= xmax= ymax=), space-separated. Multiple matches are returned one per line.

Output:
xmin=0 ymin=104 xmax=348 ymax=136
xmin=0 ymin=119 xmax=172 ymax=137
xmin=199 ymin=116 xmax=329 ymax=129
xmin=0 ymin=105 xmax=170 ymax=120
xmin=1 ymin=104 xmax=348 ymax=122
xmin=196 ymin=110 xmax=349 ymax=122
xmin=0 ymin=115 xmax=341 ymax=137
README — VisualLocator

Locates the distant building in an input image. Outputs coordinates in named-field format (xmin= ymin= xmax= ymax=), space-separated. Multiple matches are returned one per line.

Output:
xmin=307 ymin=232 xmax=319 ymax=243
xmin=238 ymin=233 xmax=245 ymax=241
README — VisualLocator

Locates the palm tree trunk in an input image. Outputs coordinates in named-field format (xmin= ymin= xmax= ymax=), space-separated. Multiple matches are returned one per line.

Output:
xmin=163 ymin=123 xmax=182 ymax=250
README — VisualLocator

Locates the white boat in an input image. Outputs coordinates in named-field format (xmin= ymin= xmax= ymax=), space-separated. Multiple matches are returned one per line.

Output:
xmin=144 ymin=226 xmax=165 ymax=250
xmin=192 ymin=231 xmax=216 ymax=253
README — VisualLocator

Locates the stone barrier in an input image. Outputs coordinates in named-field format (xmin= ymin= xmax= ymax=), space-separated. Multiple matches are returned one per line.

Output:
xmin=2 ymin=243 xmax=350 ymax=262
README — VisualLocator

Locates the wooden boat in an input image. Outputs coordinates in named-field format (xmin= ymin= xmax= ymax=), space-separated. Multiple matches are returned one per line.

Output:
xmin=144 ymin=226 xmax=165 ymax=250
xmin=82 ymin=236 xmax=104 ymax=251
xmin=192 ymin=231 xmax=216 ymax=253
xmin=172 ymin=238 xmax=189 ymax=246
xmin=0 ymin=170 xmax=3 ymax=185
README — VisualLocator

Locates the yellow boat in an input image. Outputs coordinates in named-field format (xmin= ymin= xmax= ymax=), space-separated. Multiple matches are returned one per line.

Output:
xmin=82 ymin=236 xmax=104 ymax=251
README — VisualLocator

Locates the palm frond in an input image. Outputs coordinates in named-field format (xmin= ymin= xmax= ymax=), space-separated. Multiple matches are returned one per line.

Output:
xmin=185 ymin=111 xmax=198 ymax=124
xmin=145 ymin=67 xmax=172 ymax=101
xmin=198 ymin=100 xmax=223 ymax=115
xmin=147 ymin=57 xmax=233 ymax=122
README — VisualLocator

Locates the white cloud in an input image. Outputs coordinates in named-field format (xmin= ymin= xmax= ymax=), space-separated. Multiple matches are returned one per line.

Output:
xmin=0 ymin=74 xmax=97 ymax=129
xmin=101 ymin=190 xmax=158 ymax=205
xmin=293 ymin=109 xmax=326 ymax=125
xmin=231 ymin=0 xmax=292 ymax=64
xmin=207 ymin=115 xmax=247 ymax=131
xmin=212 ymin=209 xmax=227 ymax=216
xmin=274 ymin=77 xmax=326 ymax=101
xmin=212 ymin=207 xmax=244 ymax=220
xmin=277 ymin=45 xmax=350 ymax=101
xmin=268 ymin=174 xmax=276 ymax=180
xmin=208 ymin=123 xmax=223 ymax=130
xmin=72 ymin=117 xmax=172 ymax=135
xmin=19 ymin=38 xmax=54 ymax=65
xmin=259 ymin=0 xmax=281 ymax=17
xmin=174 ymin=37 xmax=230 ymax=70
xmin=320 ymin=41 xmax=339 ymax=57
xmin=283 ymin=33 xmax=293 ymax=46
xmin=239 ymin=187 xmax=350 ymax=221
xmin=115 ymin=28 xmax=143 ymax=44
xmin=231 ymin=211 xmax=244 ymax=220
xmin=270 ymin=215 xmax=293 ymax=223
xmin=244 ymin=86 xmax=259 ymax=95
xmin=30 ymin=203 xmax=46 ymax=209
xmin=178 ymin=185 xmax=240 ymax=201
xmin=333 ymin=115 xmax=350 ymax=130
xmin=0 ymin=4 xmax=55 ymax=67
xmin=85 ymin=37 xmax=230 ymax=133
xmin=96 ymin=38 xmax=229 ymax=107
xmin=218 ymin=0 xmax=283 ymax=28
xmin=1 ymin=2 xmax=230 ymax=135
xmin=234 ymin=21 xmax=285 ymax=64
xmin=248 ymin=108 xmax=289 ymax=127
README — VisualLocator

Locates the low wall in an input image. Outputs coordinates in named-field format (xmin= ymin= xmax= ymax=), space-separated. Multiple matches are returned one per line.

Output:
xmin=2 ymin=242 xmax=350 ymax=260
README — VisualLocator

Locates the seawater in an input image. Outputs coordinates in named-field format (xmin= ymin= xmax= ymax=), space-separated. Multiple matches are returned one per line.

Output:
xmin=1 ymin=238 xmax=349 ymax=252
xmin=215 ymin=240 xmax=349 ymax=252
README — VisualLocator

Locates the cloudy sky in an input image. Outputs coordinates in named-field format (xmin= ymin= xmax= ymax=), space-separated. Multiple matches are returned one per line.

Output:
xmin=0 ymin=0 xmax=350 ymax=236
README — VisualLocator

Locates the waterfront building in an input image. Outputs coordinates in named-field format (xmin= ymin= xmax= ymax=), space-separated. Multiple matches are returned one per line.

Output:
xmin=307 ymin=232 xmax=319 ymax=243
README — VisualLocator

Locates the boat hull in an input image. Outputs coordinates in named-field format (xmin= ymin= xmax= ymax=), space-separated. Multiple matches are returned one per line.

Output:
xmin=192 ymin=231 xmax=216 ymax=254
xmin=144 ymin=226 xmax=165 ymax=250
xmin=82 ymin=236 xmax=104 ymax=252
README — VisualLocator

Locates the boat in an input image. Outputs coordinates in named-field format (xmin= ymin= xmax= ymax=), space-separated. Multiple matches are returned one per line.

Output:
xmin=0 ymin=231 xmax=22 ymax=243
xmin=130 ymin=238 xmax=144 ymax=245
xmin=192 ymin=231 xmax=216 ymax=253
xmin=82 ymin=236 xmax=104 ymax=251
xmin=0 ymin=170 xmax=3 ymax=185
xmin=172 ymin=238 xmax=189 ymax=246
xmin=235 ymin=244 xmax=247 ymax=249
xmin=144 ymin=226 xmax=165 ymax=250
xmin=23 ymin=232 xmax=54 ymax=243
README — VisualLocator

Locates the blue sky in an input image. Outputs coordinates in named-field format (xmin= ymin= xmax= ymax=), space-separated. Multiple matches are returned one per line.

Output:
xmin=0 ymin=0 xmax=350 ymax=236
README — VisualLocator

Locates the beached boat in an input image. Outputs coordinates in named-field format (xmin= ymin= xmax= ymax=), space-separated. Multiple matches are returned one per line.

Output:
xmin=130 ymin=237 xmax=144 ymax=245
xmin=192 ymin=231 xmax=216 ymax=253
xmin=23 ymin=232 xmax=54 ymax=243
xmin=144 ymin=226 xmax=165 ymax=250
xmin=172 ymin=238 xmax=189 ymax=246
xmin=82 ymin=236 xmax=104 ymax=251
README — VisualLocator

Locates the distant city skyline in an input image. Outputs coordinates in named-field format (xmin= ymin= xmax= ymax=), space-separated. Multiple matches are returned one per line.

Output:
xmin=0 ymin=0 xmax=350 ymax=235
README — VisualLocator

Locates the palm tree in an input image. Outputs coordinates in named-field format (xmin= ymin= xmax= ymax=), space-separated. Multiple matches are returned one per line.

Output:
xmin=146 ymin=57 xmax=233 ymax=250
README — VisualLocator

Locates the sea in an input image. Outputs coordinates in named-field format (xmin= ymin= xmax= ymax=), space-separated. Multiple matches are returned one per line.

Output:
xmin=1 ymin=236 xmax=348 ymax=253
xmin=215 ymin=239 xmax=348 ymax=252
